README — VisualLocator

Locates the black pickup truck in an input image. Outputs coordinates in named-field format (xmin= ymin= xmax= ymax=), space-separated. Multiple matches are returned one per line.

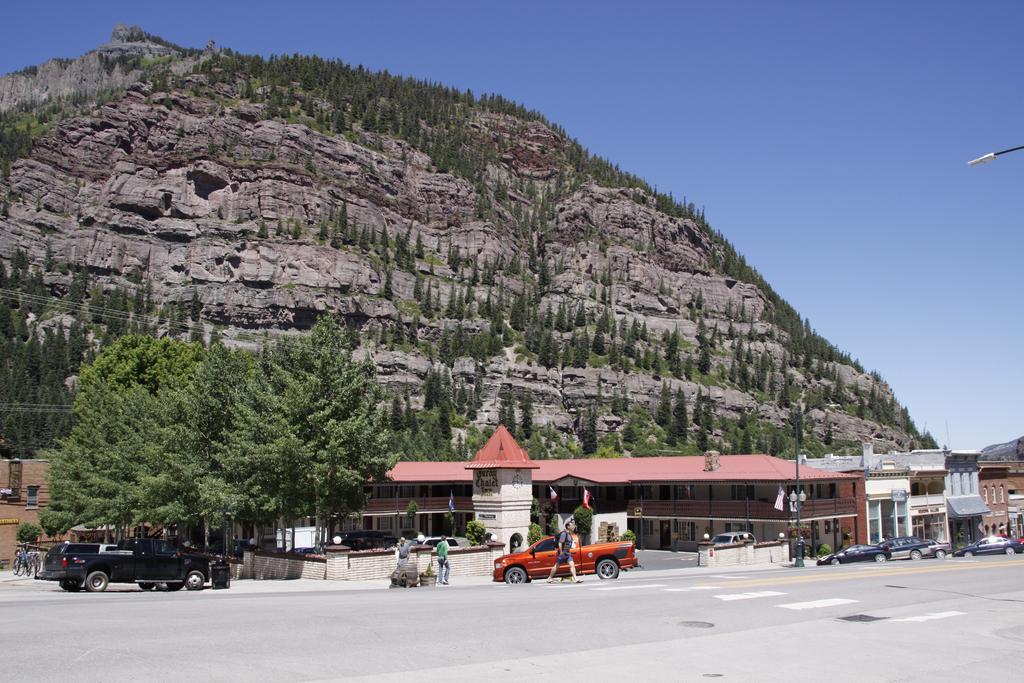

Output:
xmin=38 ymin=539 xmax=210 ymax=593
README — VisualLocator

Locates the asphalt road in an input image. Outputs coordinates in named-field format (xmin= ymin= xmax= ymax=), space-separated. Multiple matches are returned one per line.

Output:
xmin=2 ymin=555 xmax=1022 ymax=682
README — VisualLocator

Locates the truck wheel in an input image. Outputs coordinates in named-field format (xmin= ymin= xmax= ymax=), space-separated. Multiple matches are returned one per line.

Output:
xmin=138 ymin=582 xmax=156 ymax=591
xmin=85 ymin=571 xmax=109 ymax=592
xmin=503 ymin=567 xmax=528 ymax=584
xmin=163 ymin=582 xmax=184 ymax=592
xmin=60 ymin=579 xmax=81 ymax=592
xmin=185 ymin=570 xmax=206 ymax=591
xmin=596 ymin=558 xmax=620 ymax=580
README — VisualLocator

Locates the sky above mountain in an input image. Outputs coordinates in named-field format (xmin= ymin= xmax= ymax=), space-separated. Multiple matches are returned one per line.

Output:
xmin=3 ymin=0 xmax=1020 ymax=450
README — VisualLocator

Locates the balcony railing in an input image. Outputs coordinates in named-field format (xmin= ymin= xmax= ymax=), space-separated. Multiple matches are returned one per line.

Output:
xmin=626 ymin=497 xmax=858 ymax=520
xmin=909 ymin=493 xmax=946 ymax=508
xmin=363 ymin=496 xmax=473 ymax=515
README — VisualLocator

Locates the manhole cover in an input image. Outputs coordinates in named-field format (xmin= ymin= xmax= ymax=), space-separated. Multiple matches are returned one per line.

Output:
xmin=838 ymin=614 xmax=887 ymax=622
xmin=679 ymin=620 xmax=715 ymax=629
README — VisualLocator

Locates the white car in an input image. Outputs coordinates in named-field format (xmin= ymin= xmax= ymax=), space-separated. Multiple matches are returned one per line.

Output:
xmin=711 ymin=532 xmax=756 ymax=546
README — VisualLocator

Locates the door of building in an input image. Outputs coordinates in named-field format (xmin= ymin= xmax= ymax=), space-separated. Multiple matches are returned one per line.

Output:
xmin=659 ymin=520 xmax=671 ymax=549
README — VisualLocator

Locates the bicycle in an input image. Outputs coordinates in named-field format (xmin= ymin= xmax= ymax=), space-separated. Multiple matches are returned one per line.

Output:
xmin=12 ymin=548 xmax=28 ymax=576
xmin=26 ymin=551 xmax=40 ymax=577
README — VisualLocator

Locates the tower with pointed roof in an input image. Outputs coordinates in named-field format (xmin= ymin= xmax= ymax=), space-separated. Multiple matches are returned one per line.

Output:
xmin=467 ymin=425 xmax=537 ymax=552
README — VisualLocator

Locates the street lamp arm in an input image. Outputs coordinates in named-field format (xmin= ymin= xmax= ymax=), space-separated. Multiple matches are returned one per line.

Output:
xmin=968 ymin=144 xmax=1024 ymax=166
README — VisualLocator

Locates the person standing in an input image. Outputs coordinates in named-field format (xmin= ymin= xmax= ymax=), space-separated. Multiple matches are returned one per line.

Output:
xmin=436 ymin=535 xmax=450 ymax=585
xmin=547 ymin=519 xmax=582 ymax=583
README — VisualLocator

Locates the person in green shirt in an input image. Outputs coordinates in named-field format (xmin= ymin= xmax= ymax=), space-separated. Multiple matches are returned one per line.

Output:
xmin=436 ymin=535 xmax=450 ymax=585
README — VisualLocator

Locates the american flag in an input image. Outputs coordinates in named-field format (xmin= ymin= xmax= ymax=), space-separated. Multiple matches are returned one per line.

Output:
xmin=774 ymin=485 xmax=786 ymax=512
xmin=448 ymin=491 xmax=455 ymax=513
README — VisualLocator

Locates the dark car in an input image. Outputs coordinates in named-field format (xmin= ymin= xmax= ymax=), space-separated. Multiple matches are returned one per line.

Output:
xmin=880 ymin=536 xmax=931 ymax=560
xmin=952 ymin=536 xmax=1024 ymax=557
xmin=38 ymin=539 xmax=210 ymax=592
xmin=337 ymin=530 xmax=395 ymax=551
xmin=817 ymin=544 xmax=891 ymax=565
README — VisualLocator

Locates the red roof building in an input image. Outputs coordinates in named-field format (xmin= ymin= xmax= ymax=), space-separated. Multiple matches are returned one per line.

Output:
xmin=365 ymin=439 xmax=867 ymax=553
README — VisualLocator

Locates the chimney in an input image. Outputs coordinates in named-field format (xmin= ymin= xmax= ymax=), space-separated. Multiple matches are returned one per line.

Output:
xmin=862 ymin=442 xmax=874 ymax=458
xmin=703 ymin=450 xmax=721 ymax=472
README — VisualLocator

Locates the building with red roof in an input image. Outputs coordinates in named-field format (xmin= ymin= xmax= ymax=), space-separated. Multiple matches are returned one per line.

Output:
xmin=359 ymin=429 xmax=866 ymax=553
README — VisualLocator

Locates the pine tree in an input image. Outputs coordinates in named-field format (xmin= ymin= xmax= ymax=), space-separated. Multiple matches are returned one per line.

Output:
xmin=656 ymin=382 xmax=672 ymax=429
xmin=519 ymin=394 xmax=534 ymax=440
xmin=671 ymin=388 xmax=688 ymax=445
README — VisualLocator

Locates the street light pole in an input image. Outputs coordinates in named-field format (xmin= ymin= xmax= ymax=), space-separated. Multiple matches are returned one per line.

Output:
xmin=968 ymin=145 xmax=1024 ymax=166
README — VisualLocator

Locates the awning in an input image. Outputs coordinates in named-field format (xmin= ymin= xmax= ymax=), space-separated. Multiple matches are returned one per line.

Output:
xmin=946 ymin=495 xmax=991 ymax=518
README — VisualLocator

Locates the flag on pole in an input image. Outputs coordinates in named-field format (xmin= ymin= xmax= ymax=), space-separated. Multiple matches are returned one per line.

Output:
xmin=549 ymin=486 xmax=559 ymax=502
xmin=448 ymin=490 xmax=455 ymax=513
xmin=583 ymin=488 xmax=593 ymax=510
xmin=774 ymin=485 xmax=785 ymax=512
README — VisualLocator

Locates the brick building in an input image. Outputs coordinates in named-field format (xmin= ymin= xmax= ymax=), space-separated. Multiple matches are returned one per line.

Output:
xmin=978 ymin=448 xmax=1024 ymax=538
xmin=0 ymin=459 xmax=51 ymax=568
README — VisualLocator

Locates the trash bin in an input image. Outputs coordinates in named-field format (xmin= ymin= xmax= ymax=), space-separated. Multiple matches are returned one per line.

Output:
xmin=211 ymin=561 xmax=231 ymax=590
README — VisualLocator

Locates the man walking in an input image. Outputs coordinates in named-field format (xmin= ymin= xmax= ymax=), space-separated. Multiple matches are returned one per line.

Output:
xmin=547 ymin=519 xmax=582 ymax=583
xmin=436 ymin=535 xmax=450 ymax=585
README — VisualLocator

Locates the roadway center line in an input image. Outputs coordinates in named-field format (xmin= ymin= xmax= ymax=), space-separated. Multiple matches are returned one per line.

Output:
xmin=714 ymin=591 xmax=787 ymax=601
xmin=664 ymin=585 xmax=721 ymax=592
xmin=892 ymin=611 xmax=966 ymax=622
xmin=777 ymin=598 xmax=857 ymax=610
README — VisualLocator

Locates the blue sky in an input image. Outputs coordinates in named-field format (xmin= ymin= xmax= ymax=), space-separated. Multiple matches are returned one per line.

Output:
xmin=3 ymin=1 xmax=1021 ymax=449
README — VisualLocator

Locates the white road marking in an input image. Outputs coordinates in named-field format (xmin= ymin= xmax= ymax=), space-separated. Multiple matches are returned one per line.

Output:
xmin=714 ymin=591 xmax=787 ymax=601
xmin=777 ymin=598 xmax=857 ymax=610
xmin=708 ymin=575 xmax=744 ymax=579
xmin=892 ymin=611 xmax=966 ymax=623
xmin=590 ymin=583 xmax=667 ymax=592
xmin=664 ymin=585 xmax=721 ymax=592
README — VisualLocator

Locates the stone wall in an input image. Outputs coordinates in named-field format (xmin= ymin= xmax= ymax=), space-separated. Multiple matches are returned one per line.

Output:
xmin=247 ymin=549 xmax=326 ymax=580
xmin=697 ymin=540 xmax=790 ymax=568
xmin=325 ymin=542 xmax=506 ymax=581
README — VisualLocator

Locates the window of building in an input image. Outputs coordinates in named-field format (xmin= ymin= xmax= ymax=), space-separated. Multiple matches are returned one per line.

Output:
xmin=26 ymin=485 xmax=38 ymax=507
xmin=1000 ymin=485 xmax=1005 ymax=503
xmin=983 ymin=486 xmax=988 ymax=503
xmin=642 ymin=519 xmax=654 ymax=535
xmin=377 ymin=517 xmax=394 ymax=531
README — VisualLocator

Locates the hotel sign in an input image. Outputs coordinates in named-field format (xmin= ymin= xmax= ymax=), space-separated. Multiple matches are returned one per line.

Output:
xmin=476 ymin=469 xmax=498 ymax=495
xmin=891 ymin=489 xmax=907 ymax=503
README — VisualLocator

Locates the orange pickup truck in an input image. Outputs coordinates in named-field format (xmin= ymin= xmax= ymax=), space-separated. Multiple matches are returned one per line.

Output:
xmin=493 ymin=534 xmax=638 ymax=584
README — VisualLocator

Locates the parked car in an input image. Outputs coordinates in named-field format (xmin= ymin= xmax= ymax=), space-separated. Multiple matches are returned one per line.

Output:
xmin=418 ymin=536 xmax=470 ymax=548
xmin=38 ymin=539 xmax=210 ymax=593
xmin=923 ymin=538 xmax=951 ymax=559
xmin=817 ymin=544 xmax=891 ymax=565
xmin=880 ymin=536 xmax=931 ymax=560
xmin=493 ymin=535 xmax=638 ymax=584
xmin=952 ymin=536 xmax=1024 ymax=557
xmin=337 ymin=530 xmax=396 ymax=551
xmin=711 ymin=532 xmax=756 ymax=546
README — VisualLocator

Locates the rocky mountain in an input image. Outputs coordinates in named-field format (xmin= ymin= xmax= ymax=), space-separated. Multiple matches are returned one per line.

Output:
xmin=0 ymin=26 xmax=936 ymax=459
xmin=981 ymin=436 xmax=1024 ymax=461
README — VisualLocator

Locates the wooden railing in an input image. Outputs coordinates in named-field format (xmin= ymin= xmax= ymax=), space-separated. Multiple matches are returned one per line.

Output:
xmin=363 ymin=496 xmax=473 ymax=515
xmin=626 ymin=497 xmax=858 ymax=520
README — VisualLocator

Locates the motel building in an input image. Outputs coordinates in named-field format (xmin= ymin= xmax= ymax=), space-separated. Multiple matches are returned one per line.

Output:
xmin=364 ymin=426 xmax=867 ymax=554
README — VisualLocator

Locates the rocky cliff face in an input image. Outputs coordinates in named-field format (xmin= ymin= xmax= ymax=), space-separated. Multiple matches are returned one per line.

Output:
xmin=0 ymin=29 xmax=929 ymax=456
xmin=0 ymin=24 xmax=206 ymax=113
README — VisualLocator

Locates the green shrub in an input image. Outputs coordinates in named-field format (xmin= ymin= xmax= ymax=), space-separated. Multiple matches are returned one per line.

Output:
xmin=572 ymin=506 xmax=593 ymax=541
xmin=16 ymin=522 xmax=41 ymax=544
xmin=465 ymin=519 xmax=487 ymax=545
xmin=817 ymin=543 xmax=832 ymax=556
xmin=621 ymin=530 xmax=637 ymax=544
xmin=527 ymin=523 xmax=543 ymax=545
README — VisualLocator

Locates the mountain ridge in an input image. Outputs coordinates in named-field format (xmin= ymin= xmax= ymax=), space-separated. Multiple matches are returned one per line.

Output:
xmin=0 ymin=26 xmax=936 ymax=460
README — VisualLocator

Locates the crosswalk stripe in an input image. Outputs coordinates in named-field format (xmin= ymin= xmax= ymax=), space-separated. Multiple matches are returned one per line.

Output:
xmin=664 ymin=585 xmax=721 ymax=592
xmin=892 ymin=611 xmax=965 ymax=622
xmin=777 ymin=598 xmax=857 ymax=610
xmin=715 ymin=591 xmax=787 ymax=601
xmin=590 ymin=583 xmax=667 ymax=592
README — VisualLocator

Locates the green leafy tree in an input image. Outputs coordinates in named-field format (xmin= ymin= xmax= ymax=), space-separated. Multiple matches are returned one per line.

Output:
xmin=572 ymin=505 xmax=593 ymax=542
xmin=16 ymin=522 xmax=41 ymax=543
